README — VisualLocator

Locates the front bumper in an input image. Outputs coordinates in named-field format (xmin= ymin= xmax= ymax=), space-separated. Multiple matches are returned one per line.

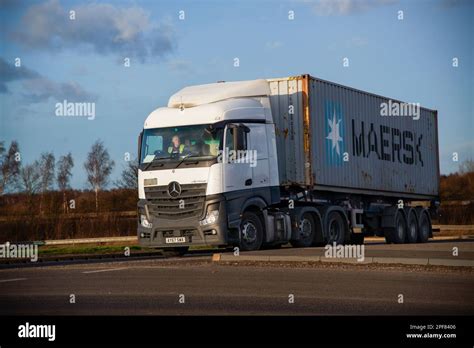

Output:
xmin=137 ymin=196 xmax=227 ymax=248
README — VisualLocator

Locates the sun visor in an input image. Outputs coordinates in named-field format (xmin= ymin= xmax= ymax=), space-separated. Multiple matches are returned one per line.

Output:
xmin=168 ymin=79 xmax=270 ymax=108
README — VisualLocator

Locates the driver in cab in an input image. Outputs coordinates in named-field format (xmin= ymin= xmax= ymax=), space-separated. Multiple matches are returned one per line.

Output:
xmin=168 ymin=135 xmax=188 ymax=155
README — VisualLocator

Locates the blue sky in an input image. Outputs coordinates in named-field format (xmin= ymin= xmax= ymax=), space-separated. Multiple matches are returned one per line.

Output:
xmin=1 ymin=0 xmax=473 ymax=189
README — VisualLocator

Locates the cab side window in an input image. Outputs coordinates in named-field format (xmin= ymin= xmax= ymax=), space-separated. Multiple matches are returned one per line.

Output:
xmin=225 ymin=126 xmax=247 ymax=151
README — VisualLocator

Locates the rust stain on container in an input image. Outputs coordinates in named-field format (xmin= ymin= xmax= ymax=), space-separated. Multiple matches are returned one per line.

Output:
xmin=301 ymin=74 xmax=312 ymax=186
xmin=361 ymin=171 xmax=372 ymax=183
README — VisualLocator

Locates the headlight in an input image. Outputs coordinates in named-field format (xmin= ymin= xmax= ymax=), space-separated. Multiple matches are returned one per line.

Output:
xmin=200 ymin=210 xmax=219 ymax=226
xmin=140 ymin=214 xmax=152 ymax=228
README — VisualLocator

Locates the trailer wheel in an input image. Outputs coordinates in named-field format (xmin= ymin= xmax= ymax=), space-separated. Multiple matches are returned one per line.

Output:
xmin=239 ymin=211 xmax=264 ymax=251
xmin=418 ymin=210 xmax=431 ymax=243
xmin=326 ymin=211 xmax=346 ymax=245
xmin=291 ymin=213 xmax=316 ymax=248
xmin=384 ymin=210 xmax=407 ymax=244
xmin=406 ymin=209 xmax=418 ymax=243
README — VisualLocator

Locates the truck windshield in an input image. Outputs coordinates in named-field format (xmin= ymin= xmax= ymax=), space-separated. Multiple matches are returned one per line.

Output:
xmin=140 ymin=124 xmax=222 ymax=164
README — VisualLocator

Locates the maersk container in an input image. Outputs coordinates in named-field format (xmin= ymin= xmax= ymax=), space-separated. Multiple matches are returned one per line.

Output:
xmin=268 ymin=75 xmax=439 ymax=199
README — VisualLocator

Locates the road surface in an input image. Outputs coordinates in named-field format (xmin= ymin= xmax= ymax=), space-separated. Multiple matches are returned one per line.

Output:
xmin=248 ymin=239 xmax=474 ymax=260
xmin=1 ymin=242 xmax=473 ymax=315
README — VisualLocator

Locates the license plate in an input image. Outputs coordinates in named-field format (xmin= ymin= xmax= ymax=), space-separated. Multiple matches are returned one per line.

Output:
xmin=165 ymin=237 xmax=186 ymax=244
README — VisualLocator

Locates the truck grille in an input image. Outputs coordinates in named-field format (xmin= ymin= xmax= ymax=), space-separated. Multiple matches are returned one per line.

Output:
xmin=144 ymin=183 xmax=207 ymax=219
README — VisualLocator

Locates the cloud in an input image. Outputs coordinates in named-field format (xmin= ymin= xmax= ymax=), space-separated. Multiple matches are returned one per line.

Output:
xmin=307 ymin=0 xmax=397 ymax=16
xmin=168 ymin=60 xmax=194 ymax=74
xmin=348 ymin=36 xmax=369 ymax=47
xmin=0 ymin=57 xmax=40 ymax=93
xmin=265 ymin=41 xmax=283 ymax=49
xmin=0 ymin=0 xmax=24 ymax=10
xmin=0 ymin=57 xmax=96 ymax=104
xmin=9 ymin=0 xmax=175 ymax=62
xmin=21 ymin=78 xmax=97 ymax=104
xmin=440 ymin=140 xmax=474 ymax=157
xmin=440 ymin=0 xmax=470 ymax=8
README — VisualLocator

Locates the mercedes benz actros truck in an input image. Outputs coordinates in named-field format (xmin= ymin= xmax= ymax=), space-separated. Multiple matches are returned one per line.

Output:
xmin=137 ymin=75 xmax=439 ymax=253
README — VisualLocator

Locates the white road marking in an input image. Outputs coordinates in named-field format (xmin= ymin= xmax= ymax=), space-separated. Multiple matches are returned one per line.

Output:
xmin=82 ymin=267 xmax=128 ymax=274
xmin=0 ymin=278 xmax=27 ymax=283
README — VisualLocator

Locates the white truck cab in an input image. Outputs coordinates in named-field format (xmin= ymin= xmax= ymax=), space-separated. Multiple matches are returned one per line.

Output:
xmin=137 ymin=79 xmax=282 ymax=251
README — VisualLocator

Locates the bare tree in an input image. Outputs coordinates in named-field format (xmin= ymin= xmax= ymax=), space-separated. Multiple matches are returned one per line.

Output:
xmin=459 ymin=159 xmax=474 ymax=174
xmin=84 ymin=140 xmax=115 ymax=211
xmin=17 ymin=162 xmax=41 ymax=209
xmin=57 ymin=153 xmax=74 ymax=213
xmin=38 ymin=152 xmax=55 ymax=214
xmin=115 ymin=158 xmax=138 ymax=189
xmin=459 ymin=159 xmax=474 ymax=196
xmin=0 ymin=140 xmax=21 ymax=194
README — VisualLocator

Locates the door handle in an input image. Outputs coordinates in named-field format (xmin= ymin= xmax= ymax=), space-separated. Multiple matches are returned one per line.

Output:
xmin=245 ymin=179 xmax=252 ymax=186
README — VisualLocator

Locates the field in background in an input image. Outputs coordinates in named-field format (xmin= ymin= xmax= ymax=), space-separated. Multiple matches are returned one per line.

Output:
xmin=0 ymin=184 xmax=473 ymax=243
xmin=0 ymin=189 xmax=136 ymax=242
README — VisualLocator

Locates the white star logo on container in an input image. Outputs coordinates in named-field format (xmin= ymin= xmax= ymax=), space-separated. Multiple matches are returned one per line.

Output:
xmin=326 ymin=108 xmax=343 ymax=155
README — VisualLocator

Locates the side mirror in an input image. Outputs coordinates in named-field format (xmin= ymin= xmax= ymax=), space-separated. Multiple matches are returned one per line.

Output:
xmin=234 ymin=126 xmax=247 ymax=151
xmin=239 ymin=124 xmax=250 ymax=133
xmin=226 ymin=123 xmax=248 ymax=151
xmin=138 ymin=131 xmax=143 ymax=164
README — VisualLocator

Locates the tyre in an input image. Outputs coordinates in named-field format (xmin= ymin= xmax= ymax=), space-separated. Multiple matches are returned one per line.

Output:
xmin=326 ymin=211 xmax=346 ymax=245
xmin=239 ymin=211 xmax=264 ymax=251
xmin=418 ymin=210 xmax=431 ymax=243
xmin=350 ymin=233 xmax=364 ymax=245
xmin=384 ymin=209 xmax=407 ymax=244
xmin=291 ymin=213 xmax=316 ymax=247
xmin=261 ymin=243 xmax=283 ymax=250
xmin=406 ymin=209 xmax=418 ymax=243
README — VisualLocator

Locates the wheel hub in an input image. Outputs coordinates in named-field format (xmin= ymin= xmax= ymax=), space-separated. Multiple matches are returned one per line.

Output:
xmin=397 ymin=220 xmax=404 ymax=239
xmin=410 ymin=222 xmax=416 ymax=236
xmin=242 ymin=222 xmax=257 ymax=243
xmin=329 ymin=220 xmax=340 ymax=240
xmin=299 ymin=218 xmax=312 ymax=238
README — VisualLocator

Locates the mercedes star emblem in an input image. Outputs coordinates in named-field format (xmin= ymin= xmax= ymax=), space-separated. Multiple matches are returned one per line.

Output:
xmin=167 ymin=181 xmax=181 ymax=198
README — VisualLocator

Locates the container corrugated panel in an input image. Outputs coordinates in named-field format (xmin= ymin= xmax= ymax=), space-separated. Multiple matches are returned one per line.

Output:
xmin=268 ymin=78 xmax=306 ymax=185
xmin=269 ymin=75 xmax=439 ymax=199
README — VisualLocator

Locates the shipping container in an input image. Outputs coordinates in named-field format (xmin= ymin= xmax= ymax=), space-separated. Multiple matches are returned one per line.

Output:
xmin=269 ymin=75 xmax=439 ymax=199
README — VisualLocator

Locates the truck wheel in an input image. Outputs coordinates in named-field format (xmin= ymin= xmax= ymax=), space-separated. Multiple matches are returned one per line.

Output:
xmin=326 ymin=211 xmax=346 ymax=245
xmin=384 ymin=210 xmax=407 ymax=244
xmin=418 ymin=210 xmax=431 ymax=243
xmin=290 ymin=213 xmax=316 ymax=248
xmin=406 ymin=209 xmax=418 ymax=243
xmin=350 ymin=233 xmax=364 ymax=245
xmin=239 ymin=211 xmax=264 ymax=251
xmin=261 ymin=243 xmax=283 ymax=250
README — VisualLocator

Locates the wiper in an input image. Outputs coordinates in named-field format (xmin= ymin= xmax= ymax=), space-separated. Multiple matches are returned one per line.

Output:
xmin=174 ymin=154 xmax=200 ymax=169
xmin=142 ymin=155 xmax=171 ymax=171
